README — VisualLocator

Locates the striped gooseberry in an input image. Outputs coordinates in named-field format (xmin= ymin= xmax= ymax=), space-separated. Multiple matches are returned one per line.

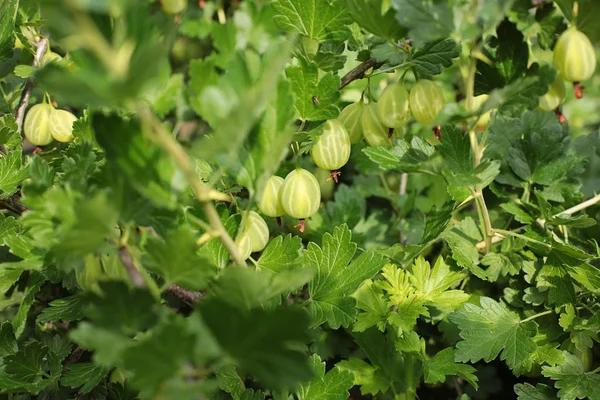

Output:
xmin=538 ymin=77 xmax=566 ymax=112
xmin=161 ymin=0 xmax=187 ymax=14
xmin=553 ymin=27 xmax=596 ymax=84
xmin=361 ymin=102 xmax=390 ymax=147
xmin=258 ymin=175 xmax=285 ymax=217
xmin=232 ymin=231 xmax=253 ymax=261
xmin=315 ymin=168 xmax=335 ymax=201
xmin=310 ymin=119 xmax=351 ymax=171
xmin=409 ymin=79 xmax=445 ymax=126
xmin=240 ymin=211 xmax=269 ymax=252
xmin=338 ymin=101 xmax=364 ymax=143
xmin=23 ymin=103 xmax=54 ymax=146
xmin=378 ymin=82 xmax=410 ymax=128
xmin=280 ymin=168 xmax=321 ymax=220
xmin=49 ymin=109 xmax=77 ymax=142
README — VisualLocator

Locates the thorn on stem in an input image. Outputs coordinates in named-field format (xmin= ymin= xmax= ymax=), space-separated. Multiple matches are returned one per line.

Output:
xmin=326 ymin=171 xmax=341 ymax=183
xmin=293 ymin=219 xmax=305 ymax=233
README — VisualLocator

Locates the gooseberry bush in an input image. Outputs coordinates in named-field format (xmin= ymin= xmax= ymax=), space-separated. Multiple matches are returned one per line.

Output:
xmin=1 ymin=0 xmax=600 ymax=399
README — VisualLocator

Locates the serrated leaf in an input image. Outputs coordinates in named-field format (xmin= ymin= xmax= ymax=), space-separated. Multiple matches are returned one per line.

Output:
xmin=0 ymin=322 xmax=17 ymax=357
xmin=257 ymin=234 xmax=304 ymax=273
xmin=70 ymin=323 xmax=130 ymax=367
xmin=306 ymin=225 xmax=387 ymax=328
xmin=352 ymin=279 xmax=390 ymax=332
xmin=144 ymin=226 xmax=216 ymax=291
xmin=272 ymin=0 xmax=352 ymax=42
xmin=5 ymin=341 xmax=48 ymax=383
xmin=442 ymin=217 xmax=482 ymax=269
xmin=62 ymin=363 xmax=110 ymax=394
xmin=37 ymin=295 xmax=88 ymax=323
xmin=411 ymin=38 xmax=459 ymax=75
xmin=12 ymin=272 xmax=44 ymax=338
xmin=423 ymin=348 xmax=478 ymax=389
xmin=336 ymin=358 xmax=389 ymax=395
xmin=286 ymin=58 xmax=340 ymax=121
xmin=391 ymin=0 xmax=454 ymax=46
xmin=542 ymin=352 xmax=600 ymax=400
xmin=346 ymin=0 xmax=406 ymax=39
xmin=296 ymin=354 xmax=354 ymax=400
xmin=449 ymin=297 xmax=537 ymax=370
xmin=0 ymin=151 xmax=28 ymax=199
xmin=514 ymin=383 xmax=557 ymax=400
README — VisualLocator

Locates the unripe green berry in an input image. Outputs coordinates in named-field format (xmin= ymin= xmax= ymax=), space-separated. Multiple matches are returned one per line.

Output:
xmin=553 ymin=27 xmax=596 ymax=83
xmin=258 ymin=176 xmax=285 ymax=217
xmin=409 ymin=79 xmax=445 ymax=126
xmin=338 ymin=101 xmax=364 ymax=143
xmin=232 ymin=231 xmax=253 ymax=261
xmin=49 ymin=109 xmax=77 ymax=142
xmin=311 ymin=119 xmax=351 ymax=171
xmin=315 ymin=168 xmax=335 ymax=201
xmin=23 ymin=103 xmax=54 ymax=146
xmin=241 ymin=211 xmax=269 ymax=252
xmin=161 ymin=0 xmax=187 ymax=15
xmin=361 ymin=102 xmax=390 ymax=147
xmin=378 ymin=82 xmax=410 ymax=128
xmin=538 ymin=77 xmax=566 ymax=112
xmin=280 ymin=168 xmax=321 ymax=219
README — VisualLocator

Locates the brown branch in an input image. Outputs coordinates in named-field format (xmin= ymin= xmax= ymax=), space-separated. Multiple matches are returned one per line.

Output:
xmin=117 ymin=245 xmax=146 ymax=288
xmin=15 ymin=38 xmax=48 ymax=133
xmin=339 ymin=58 xmax=381 ymax=90
xmin=165 ymin=284 xmax=204 ymax=306
xmin=62 ymin=347 xmax=85 ymax=373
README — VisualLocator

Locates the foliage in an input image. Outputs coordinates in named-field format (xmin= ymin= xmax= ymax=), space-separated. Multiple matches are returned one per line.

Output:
xmin=1 ymin=0 xmax=600 ymax=399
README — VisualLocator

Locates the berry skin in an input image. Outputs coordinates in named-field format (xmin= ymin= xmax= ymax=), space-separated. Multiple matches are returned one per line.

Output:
xmin=315 ymin=168 xmax=335 ymax=201
xmin=553 ymin=27 xmax=596 ymax=83
xmin=258 ymin=176 xmax=285 ymax=217
xmin=161 ymin=0 xmax=187 ymax=14
xmin=409 ymin=79 xmax=445 ymax=126
xmin=280 ymin=168 xmax=321 ymax=219
xmin=378 ymin=82 xmax=410 ymax=128
xmin=49 ymin=109 xmax=77 ymax=142
xmin=338 ymin=101 xmax=364 ymax=143
xmin=310 ymin=119 xmax=351 ymax=171
xmin=240 ymin=211 xmax=269 ymax=252
xmin=23 ymin=103 xmax=55 ymax=146
xmin=232 ymin=231 xmax=253 ymax=261
xmin=361 ymin=102 xmax=390 ymax=147
xmin=538 ymin=77 xmax=566 ymax=112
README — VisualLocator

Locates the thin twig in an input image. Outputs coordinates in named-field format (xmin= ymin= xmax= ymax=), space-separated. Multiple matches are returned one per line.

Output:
xmin=538 ymin=193 xmax=600 ymax=227
xmin=399 ymin=173 xmax=408 ymax=245
xmin=165 ymin=284 xmax=204 ymax=306
xmin=62 ymin=347 xmax=85 ymax=373
xmin=15 ymin=38 xmax=48 ymax=133
xmin=339 ymin=58 xmax=381 ymax=90
xmin=118 ymin=246 xmax=146 ymax=287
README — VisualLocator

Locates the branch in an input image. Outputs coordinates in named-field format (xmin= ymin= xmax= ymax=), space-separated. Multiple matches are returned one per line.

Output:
xmin=62 ymin=347 xmax=85 ymax=373
xmin=117 ymin=245 xmax=146 ymax=288
xmin=15 ymin=38 xmax=48 ymax=133
xmin=165 ymin=284 xmax=204 ymax=306
xmin=339 ymin=58 xmax=380 ymax=90
xmin=137 ymin=106 xmax=247 ymax=267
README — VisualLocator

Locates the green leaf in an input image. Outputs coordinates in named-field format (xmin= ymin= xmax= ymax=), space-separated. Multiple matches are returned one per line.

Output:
xmin=345 ymin=0 xmax=406 ymax=39
xmin=122 ymin=315 xmax=194 ymax=397
xmin=0 ymin=0 xmax=17 ymax=62
xmin=556 ymin=0 xmax=600 ymax=42
xmin=256 ymin=234 xmax=304 ymax=273
xmin=0 ymin=151 xmax=28 ymax=199
xmin=197 ymin=299 xmax=312 ymax=389
xmin=12 ymin=272 xmax=45 ymax=338
xmin=85 ymin=281 xmax=159 ymax=335
xmin=391 ymin=0 xmax=454 ymax=46
xmin=5 ymin=341 xmax=48 ymax=383
xmin=144 ymin=226 xmax=216 ymax=291
xmin=514 ymin=383 xmax=557 ymax=400
xmin=336 ymin=358 xmax=389 ymax=396
xmin=94 ymin=114 xmax=183 ymax=208
xmin=442 ymin=217 xmax=482 ymax=269
xmin=0 ymin=322 xmax=17 ymax=357
xmin=306 ymin=225 xmax=387 ymax=328
xmin=286 ymin=57 xmax=340 ymax=121
xmin=423 ymin=348 xmax=478 ymax=389
xmin=352 ymin=279 xmax=390 ymax=332
xmin=62 ymin=363 xmax=110 ymax=394
xmin=272 ymin=0 xmax=352 ymax=42
xmin=70 ymin=323 xmax=131 ymax=367
xmin=542 ymin=352 xmax=600 ymax=400
xmin=37 ymin=295 xmax=88 ymax=324
xmin=449 ymin=297 xmax=538 ymax=370
xmin=411 ymin=39 xmax=460 ymax=76
xmin=362 ymin=137 xmax=435 ymax=173
xmin=296 ymin=354 xmax=354 ymax=400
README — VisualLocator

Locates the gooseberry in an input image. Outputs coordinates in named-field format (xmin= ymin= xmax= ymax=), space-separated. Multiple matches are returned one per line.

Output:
xmin=310 ymin=119 xmax=351 ymax=171
xmin=232 ymin=231 xmax=253 ymax=261
xmin=538 ymin=77 xmax=566 ymax=112
xmin=280 ymin=168 xmax=321 ymax=219
xmin=378 ymin=82 xmax=410 ymax=128
xmin=553 ymin=27 xmax=596 ymax=84
xmin=409 ymin=79 xmax=445 ymax=126
xmin=338 ymin=101 xmax=364 ymax=143
xmin=23 ymin=103 xmax=54 ymax=146
xmin=240 ymin=211 xmax=269 ymax=252
xmin=258 ymin=176 xmax=285 ymax=217
xmin=49 ymin=109 xmax=77 ymax=142
xmin=361 ymin=102 xmax=390 ymax=147
xmin=161 ymin=0 xmax=187 ymax=14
